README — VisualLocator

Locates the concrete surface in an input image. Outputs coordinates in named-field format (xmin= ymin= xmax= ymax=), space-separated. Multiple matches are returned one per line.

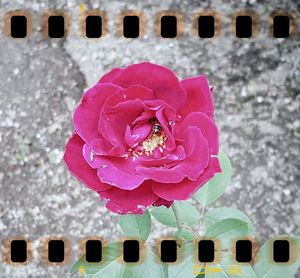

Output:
xmin=0 ymin=0 xmax=299 ymax=277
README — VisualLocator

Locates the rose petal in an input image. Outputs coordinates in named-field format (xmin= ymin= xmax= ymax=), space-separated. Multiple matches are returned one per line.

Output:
xmin=124 ymin=122 xmax=152 ymax=148
xmin=152 ymin=156 xmax=221 ymax=201
xmin=99 ymin=62 xmax=187 ymax=111
xmin=98 ymin=67 xmax=123 ymax=83
xmin=176 ymin=112 xmax=219 ymax=155
xmin=63 ymin=134 xmax=112 ymax=191
xmin=103 ymin=85 xmax=154 ymax=107
xmin=83 ymin=144 xmax=147 ymax=190
xmin=139 ymin=145 xmax=186 ymax=167
xmin=99 ymin=181 xmax=159 ymax=214
xmin=153 ymin=198 xmax=173 ymax=208
xmin=99 ymin=99 xmax=145 ymax=152
xmin=73 ymin=83 xmax=123 ymax=144
xmin=97 ymin=166 xmax=146 ymax=190
xmin=180 ymin=76 xmax=214 ymax=118
xmin=179 ymin=126 xmax=209 ymax=179
xmin=82 ymin=144 xmax=147 ymax=190
xmin=155 ymin=104 xmax=176 ymax=151
xmin=98 ymin=85 xmax=153 ymax=151
xmin=132 ymin=110 xmax=154 ymax=126
xmin=136 ymin=126 xmax=209 ymax=183
xmin=90 ymin=138 xmax=122 ymax=157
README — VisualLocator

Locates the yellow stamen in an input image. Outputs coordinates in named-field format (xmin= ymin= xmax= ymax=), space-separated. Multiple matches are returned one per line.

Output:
xmin=142 ymin=132 xmax=166 ymax=155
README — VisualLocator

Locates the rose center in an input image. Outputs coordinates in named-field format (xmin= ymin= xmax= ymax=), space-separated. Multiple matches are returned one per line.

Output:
xmin=142 ymin=132 xmax=166 ymax=155
xmin=128 ymin=118 xmax=167 ymax=159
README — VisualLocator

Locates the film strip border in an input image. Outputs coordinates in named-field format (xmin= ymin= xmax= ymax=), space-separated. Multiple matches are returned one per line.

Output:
xmin=2 ymin=236 xmax=299 ymax=266
xmin=2 ymin=9 xmax=298 ymax=39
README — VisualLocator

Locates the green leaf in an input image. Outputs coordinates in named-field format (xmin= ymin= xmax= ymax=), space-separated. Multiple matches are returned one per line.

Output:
xmin=194 ymin=151 xmax=231 ymax=206
xmin=168 ymin=243 xmax=201 ymax=278
xmin=70 ymin=242 xmax=167 ymax=278
xmin=205 ymin=219 xmax=251 ymax=248
xmin=150 ymin=202 xmax=200 ymax=228
xmin=204 ymin=207 xmax=256 ymax=235
xmin=92 ymin=261 xmax=133 ymax=278
xmin=175 ymin=202 xmax=201 ymax=227
xmin=176 ymin=227 xmax=195 ymax=241
xmin=119 ymin=210 xmax=151 ymax=241
xmin=254 ymin=236 xmax=300 ymax=278
xmin=133 ymin=248 xmax=167 ymax=278
xmin=69 ymin=255 xmax=105 ymax=275
xmin=150 ymin=205 xmax=177 ymax=228
xmin=69 ymin=242 xmax=122 ymax=275
xmin=205 ymin=252 xmax=257 ymax=278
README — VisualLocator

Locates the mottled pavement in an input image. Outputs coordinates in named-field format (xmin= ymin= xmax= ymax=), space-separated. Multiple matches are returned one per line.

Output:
xmin=0 ymin=0 xmax=299 ymax=277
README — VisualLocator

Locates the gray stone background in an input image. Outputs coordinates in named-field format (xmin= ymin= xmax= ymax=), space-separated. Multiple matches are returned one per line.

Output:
xmin=0 ymin=0 xmax=299 ymax=277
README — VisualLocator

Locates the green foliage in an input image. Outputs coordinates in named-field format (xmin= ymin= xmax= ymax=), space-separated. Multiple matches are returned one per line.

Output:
xmin=204 ymin=252 xmax=257 ymax=278
xmin=204 ymin=207 xmax=256 ymax=235
xmin=133 ymin=249 xmax=167 ymax=278
xmin=150 ymin=201 xmax=200 ymax=228
xmin=69 ymin=149 xmax=300 ymax=278
xmin=69 ymin=237 xmax=300 ymax=278
xmin=205 ymin=219 xmax=251 ymax=248
xmin=176 ymin=227 xmax=195 ymax=241
xmin=168 ymin=243 xmax=200 ymax=278
xmin=150 ymin=205 xmax=177 ymax=228
xmin=69 ymin=242 xmax=122 ymax=275
xmin=92 ymin=262 xmax=133 ymax=278
xmin=70 ymin=243 xmax=166 ymax=278
xmin=118 ymin=210 xmax=151 ymax=241
xmin=194 ymin=151 xmax=231 ymax=206
xmin=254 ymin=236 xmax=300 ymax=278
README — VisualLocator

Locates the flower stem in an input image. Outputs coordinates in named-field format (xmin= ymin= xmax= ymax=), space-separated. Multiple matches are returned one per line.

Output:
xmin=171 ymin=202 xmax=182 ymax=233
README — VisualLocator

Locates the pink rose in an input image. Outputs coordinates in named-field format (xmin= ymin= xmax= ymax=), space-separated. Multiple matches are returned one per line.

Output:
xmin=64 ymin=62 xmax=221 ymax=214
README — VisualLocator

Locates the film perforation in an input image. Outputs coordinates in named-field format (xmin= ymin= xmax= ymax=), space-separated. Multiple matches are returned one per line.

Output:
xmin=123 ymin=240 xmax=140 ymax=263
xmin=155 ymin=11 xmax=184 ymax=39
xmin=2 ymin=9 xmax=298 ymax=39
xmin=198 ymin=240 xmax=215 ymax=263
xmin=10 ymin=15 xmax=27 ymax=38
xmin=2 ymin=237 xmax=33 ymax=265
xmin=269 ymin=10 xmax=297 ymax=38
xmin=48 ymin=240 xmax=65 ymax=263
xmin=273 ymin=239 xmax=290 ymax=263
xmin=85 ymin=15 xmax=102 ymax=38
xmin=0 ymin=237 xmax=299 ymax=266
xmin=198 ymin=15 xmax=215 ymax=38
xmin=3 ymin=10 xmax=32 ymax=38
xmin=116 ymin=10 xmax=146 ymax=38
xmin=160 ymin=240 xmax=177 ymax=263
xmin=235 ymin=240 xmax=252 ymax=263
xmin=41 ymin=237 xmax=70 ymax=266
xmin=193 ymin=11 xmax=222 ymax=38
xmin=85 ymin=240 xmax=102 ymax=263
xmin=160 ymin=15 xmax=177 ymax=38
xmin=231 ymin=11 xmax=260 ymax=39
xmin=41 ymin=11 xmax=70 ymax=39
xmin=79 ymin=10 xmax=108 ymax=38
xmin=236 ymin=16 xmax=253 ymax=38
